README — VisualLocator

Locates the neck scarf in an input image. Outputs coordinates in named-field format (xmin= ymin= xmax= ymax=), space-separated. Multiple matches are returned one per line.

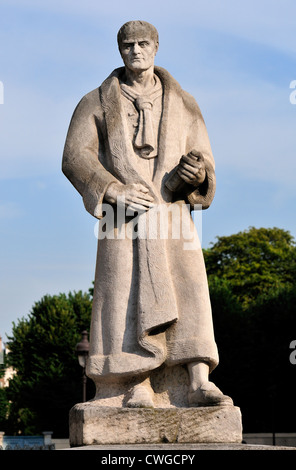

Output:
xmin=120 ymin=78 xmax=163 ymax=158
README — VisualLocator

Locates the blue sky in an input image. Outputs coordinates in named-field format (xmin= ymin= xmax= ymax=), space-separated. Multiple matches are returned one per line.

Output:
xmin=1 ymin=0 xmax=296 ymax=339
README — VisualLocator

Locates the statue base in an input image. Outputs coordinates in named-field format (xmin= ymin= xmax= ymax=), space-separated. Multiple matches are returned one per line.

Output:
xmin=69 ymin=403 xmax=243 ymax=447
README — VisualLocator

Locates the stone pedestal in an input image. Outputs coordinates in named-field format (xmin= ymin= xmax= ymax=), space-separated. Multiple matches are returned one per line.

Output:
xmin=69 ymin=403 xmax=242 ymax=447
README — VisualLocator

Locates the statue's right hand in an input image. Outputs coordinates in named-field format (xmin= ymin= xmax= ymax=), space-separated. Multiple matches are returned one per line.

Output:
xmin=105 ymin=182 xmax=155 ymax=212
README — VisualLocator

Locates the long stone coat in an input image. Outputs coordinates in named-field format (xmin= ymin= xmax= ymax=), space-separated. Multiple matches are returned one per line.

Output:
xmin=62 ymin=66 xmax=219 ymax=383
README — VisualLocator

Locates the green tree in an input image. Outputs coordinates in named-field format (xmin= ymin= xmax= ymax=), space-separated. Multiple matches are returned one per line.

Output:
xmin=0 ymin=386 xmax=10 ymax=431
xmin=5 ymin=291 xmax=94 ymax=436
xmin=242 ymin=285 xmax=296 ymax=432
xmin=204 ymin=227 xmax=296 ymax=308
xmin=205 ymin=228 xmax=296 ymax=432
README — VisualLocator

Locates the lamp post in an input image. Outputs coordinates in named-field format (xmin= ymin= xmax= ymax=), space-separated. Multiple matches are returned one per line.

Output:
xmin=75 ymin=330 xmax=89 ymax=403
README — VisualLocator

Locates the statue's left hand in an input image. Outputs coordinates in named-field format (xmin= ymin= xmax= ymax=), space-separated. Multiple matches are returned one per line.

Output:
xmin=177 ymin=153 xmax=206 ymax=187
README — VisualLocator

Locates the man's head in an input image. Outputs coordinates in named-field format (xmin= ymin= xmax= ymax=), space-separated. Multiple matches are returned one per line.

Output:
xmin=117 ymin=21 xmax=159 ymax=73
xmin=117 ymin=21 xmax=159 ymax=49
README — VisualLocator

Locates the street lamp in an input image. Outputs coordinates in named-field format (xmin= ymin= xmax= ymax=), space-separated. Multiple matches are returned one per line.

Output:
xmin=75 ymin=330 xmax=89 ymax=402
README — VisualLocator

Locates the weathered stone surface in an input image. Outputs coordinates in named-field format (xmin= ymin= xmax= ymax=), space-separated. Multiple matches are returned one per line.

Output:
xmin=85 ymin=364 xmax=190 ymax=408
xmin=69 ymin=403 xmax=242 ymax=447
xmin=64 ymin=20 xmax=243 ymax=446
xmin=62 ymin=20 xmax=224 ymax=407
xmin=64 ymin=443 xmax=296 ymax=451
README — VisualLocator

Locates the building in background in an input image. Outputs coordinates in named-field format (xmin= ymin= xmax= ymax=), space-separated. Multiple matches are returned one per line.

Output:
xmin=0 ymin=336 xmax=15 ymax=388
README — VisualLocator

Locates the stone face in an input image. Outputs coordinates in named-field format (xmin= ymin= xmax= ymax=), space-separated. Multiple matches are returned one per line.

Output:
xmin=69 ymin=403 xmax=242 ymax=447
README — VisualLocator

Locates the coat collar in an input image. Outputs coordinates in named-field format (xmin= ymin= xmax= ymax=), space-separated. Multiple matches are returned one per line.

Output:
xmin=100 ymin=66 xmax=184 ymax=193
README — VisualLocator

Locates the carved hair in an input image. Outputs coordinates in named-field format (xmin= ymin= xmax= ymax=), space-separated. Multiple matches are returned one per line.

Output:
xmin=117 ymin=21 xmax=159 ymax=49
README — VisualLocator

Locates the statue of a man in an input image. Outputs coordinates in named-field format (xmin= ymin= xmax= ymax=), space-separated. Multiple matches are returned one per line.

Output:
xmin=63 ymin=20 xmax=232 ymax=408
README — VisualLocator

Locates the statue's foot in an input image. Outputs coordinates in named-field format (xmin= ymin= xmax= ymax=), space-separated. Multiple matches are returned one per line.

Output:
xmin=188 ymin=381 xmax=233 ymax=407
xmin=126 ymin=380 xmax=154 ymax=408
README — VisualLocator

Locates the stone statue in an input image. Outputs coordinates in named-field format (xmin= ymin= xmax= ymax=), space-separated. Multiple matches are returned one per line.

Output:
xmin=63 ymin=21 xmax=233 ymax=411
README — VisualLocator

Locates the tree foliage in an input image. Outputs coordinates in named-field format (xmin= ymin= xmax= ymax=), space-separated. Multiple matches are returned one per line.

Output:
xmin=214 ymin=283 xmax=296 ymax=432
xmin=206 ymin=228 xmax=296 ymax=432
xmin=204 ymin=227 xmax=296 ymax=308
xmin=4 ymin=291 xmax=94 ymax=436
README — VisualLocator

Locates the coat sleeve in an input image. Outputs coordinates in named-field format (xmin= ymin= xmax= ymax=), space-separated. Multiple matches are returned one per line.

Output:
xmin=183 ymin=95 xmax=216 ymax=210
xmin=62 ymin=91 xmax=119 ymax=219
